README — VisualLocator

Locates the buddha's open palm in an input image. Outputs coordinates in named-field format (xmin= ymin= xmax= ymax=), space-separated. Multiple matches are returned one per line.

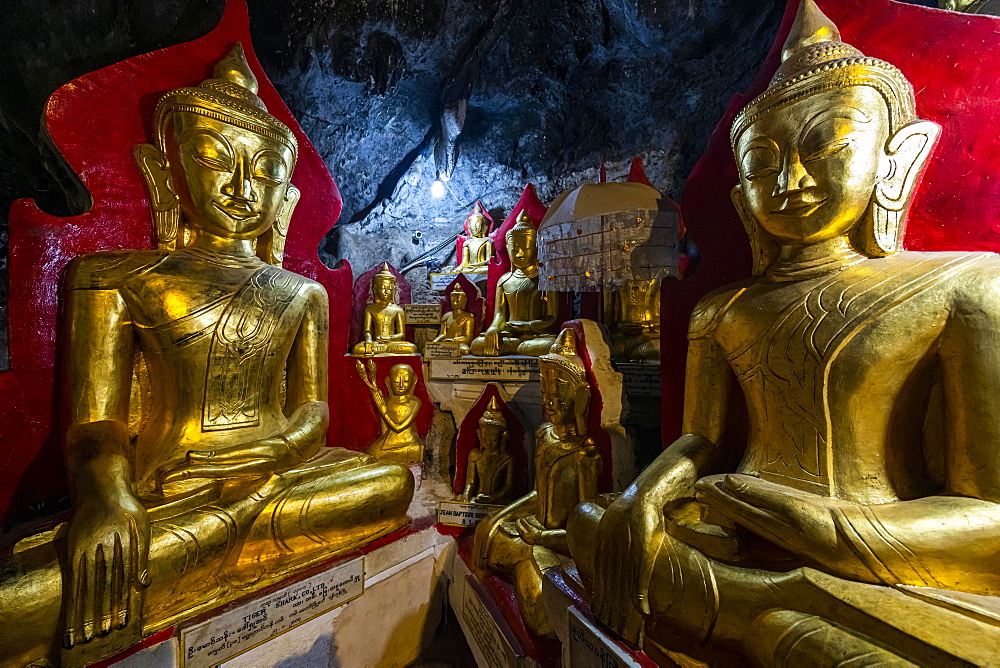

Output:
xmin=65 ymin=491 xmax=150 ymax=647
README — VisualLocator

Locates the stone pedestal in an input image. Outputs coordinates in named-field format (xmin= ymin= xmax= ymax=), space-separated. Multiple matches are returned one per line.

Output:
xmin=107 ymin=486 xmax=457 ymax=668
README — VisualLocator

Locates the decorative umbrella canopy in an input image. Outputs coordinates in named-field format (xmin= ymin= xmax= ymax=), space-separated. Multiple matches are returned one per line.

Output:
xmin=538 ymin=181 xmax=679 ymax=292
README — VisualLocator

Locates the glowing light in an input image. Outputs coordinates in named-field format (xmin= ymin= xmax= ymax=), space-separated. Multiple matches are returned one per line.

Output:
xmin=431 ymin=179 xmax=445 ymax=198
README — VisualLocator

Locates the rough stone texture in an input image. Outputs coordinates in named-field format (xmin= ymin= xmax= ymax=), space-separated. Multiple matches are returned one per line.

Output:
xmin=0 ymin=0 xmax=943 ymax=370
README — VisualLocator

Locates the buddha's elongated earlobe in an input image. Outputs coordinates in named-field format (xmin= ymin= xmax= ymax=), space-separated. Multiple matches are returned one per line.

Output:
xmin=133 ymin=142 xmax=181 ymax=249
xmin=256 ymin=184 xmax=300 ymax=266
xmin=731 ymin=184 xmax=778 ymax=275
xmin=853 ymin=119 xmax=941 ymax=256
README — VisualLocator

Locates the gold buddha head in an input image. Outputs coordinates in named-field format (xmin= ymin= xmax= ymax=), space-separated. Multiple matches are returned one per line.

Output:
xmin=506 ymin=211 xmax=538 ymax=271
xmin=372 ymin=263 xmax=398 ymax=303
xmin=448 ymin=287 xmax=468 ymax=312
xmin=134 ymin=43 xmax=300 ymax=262
xmin=730 ymin=0 xmax=940 ymax=273
xmin=387 ymin=363 xmax=416 ymax=397
xmin=539 ymin=329 xmax=590 ymax=435
xmin=467 ymin=202 xmax=489 ymax=237
xmin=476 ymin=396 xmax=507 ymax=452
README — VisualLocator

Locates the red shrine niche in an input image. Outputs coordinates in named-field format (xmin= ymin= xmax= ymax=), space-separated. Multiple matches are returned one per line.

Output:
xmin=451 ymin=385 xmax=527 ymax=497
xmin=0 ymin=0 xmax=353 ymax=525
xmin=663 ymin=0 xmax=1000 ymax=443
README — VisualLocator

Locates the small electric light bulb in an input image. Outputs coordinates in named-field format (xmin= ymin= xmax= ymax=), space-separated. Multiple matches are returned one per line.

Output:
xmin=431 ymin=179 xmax=445 ymax=198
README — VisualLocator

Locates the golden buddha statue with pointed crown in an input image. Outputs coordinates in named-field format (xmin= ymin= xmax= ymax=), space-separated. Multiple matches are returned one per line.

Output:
xmin=470 ymin=211 xmax=558 ymax=357
xmin=458 ymin=396 xmax=514 ymax=505
xmin=567 ymin=2 xmax=1000 ymax=664
xmin=0 ymin=44 xmax=414 ymax=666
xmin=475 ymin=329 xmax=601 ymax=636
xmin=352 ymin=263 xmax=418 ymax=357
xmin=456 ymin=202 xmax=494 ymax=274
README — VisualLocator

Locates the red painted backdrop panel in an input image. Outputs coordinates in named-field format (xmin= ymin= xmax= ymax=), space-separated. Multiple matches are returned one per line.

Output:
xmin=662 ymin=0 xmax=1000 ymax=444
xmin=1 ymin=0 xmax=351 ymax=525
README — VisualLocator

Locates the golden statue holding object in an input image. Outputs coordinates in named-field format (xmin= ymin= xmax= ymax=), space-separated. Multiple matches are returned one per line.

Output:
xmin=432 ymin=286 xmax=476 ymax=355
xmin=352 ymin=263 xmax=418 ymax=357
xmin=458 ymin=396 xmax=515 ymax=505
xmin=456 ymin=202 xmax=494 ymax=273
xmin=356 ymin=358 xmax=424 ymax=465
xmin=0 ymin=44 xmax=414 ymax=667
xmin=568 ymin=3 xmax=1000 ymax=665
xmin=470 ymin=211 xmax=558 ymax=357
xmin=475 ymin=329 xmax=601 ymax=636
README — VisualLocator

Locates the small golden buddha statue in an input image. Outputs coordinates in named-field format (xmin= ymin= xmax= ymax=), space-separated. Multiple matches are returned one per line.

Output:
xmin=357 ymin=359 xmax=424 ymax=465
xmin=458 ymin=397 xmax=514 ymax=505
xmin=432 ymin=287 xmax=476 ymax=355
xmin=470 ymin=212 xmax=558 ymax=357
xmin=352 ymin=264 xmax=417 ymax=356
xmin=474 ymin=329 xmax=601 ymax=636
xmin=0 ymin=44 xmax=414 ymax=667
xmin=607 ymin=278 xmax=660 ymax=362
xmin=456 ymin=202 xmax=494 ymax=273
xmin=567 ymin=2 xmax=1000 ymax=664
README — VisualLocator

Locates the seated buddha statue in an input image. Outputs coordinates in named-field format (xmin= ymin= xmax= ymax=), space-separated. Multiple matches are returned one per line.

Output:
xmin=456 ymin=202 xmax=494 ymax=274
xmin=0 ymin=44 xmax=414 ymax=666
xmin=357 ymin=359 xmax=424 ymax=465
xmin=607 ymin=278 xmax=661 ymax=362
xmin=458 ymin=396 xmax=515 ymax=505
xmin=474 ymin=329 xmax=601 ymax=636
xmin=567 ymin=3 xmax=1000 ymax=665
xmin=351 ymin=264 xmax=418 ymax=356
xmin=470 ymin=212 xmax=558 ymax=357
xmin=432 ymin=286 xmax=476 ymax=355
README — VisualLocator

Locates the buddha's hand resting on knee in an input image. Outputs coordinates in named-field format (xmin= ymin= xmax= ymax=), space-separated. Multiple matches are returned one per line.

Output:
xmin=65 ymin=488 xmax=150 ymax=647
xmin=592 ymin=489 xmax=664 ymax=645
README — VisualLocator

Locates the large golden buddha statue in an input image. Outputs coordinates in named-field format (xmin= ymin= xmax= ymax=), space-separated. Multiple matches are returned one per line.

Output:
xmin=0 ymin=44 xmax=414 ymax=666
xmin=475 ymin=329 xmax=601 ymax=636
xmin=470 ymin=212 xmax=558 ymax=357
xmin=567 ymin=3 xmax=1000 ymax=664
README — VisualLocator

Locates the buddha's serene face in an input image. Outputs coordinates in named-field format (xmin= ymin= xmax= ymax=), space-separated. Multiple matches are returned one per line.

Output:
xmin=373 ymin=277 xmax=396 ymax=303
xmin=468 ymin=215 xmax=487 ymax=237
xmin=507 ymin=231 xmax=537 ymax=270
xmin=540 ymin=366 xmax=577 ymax=427
xmin=477 ymin=421 xmax=504 ymax=452
xmin=387 ymin=364 xmax=415 ymax=397
xmin=736 ymin=86 xmax=890 ymax=245
xmin=168 ymin=111 xmax=294 ymax=240
xmin=449 ymin=290 xmax=467 ymax=312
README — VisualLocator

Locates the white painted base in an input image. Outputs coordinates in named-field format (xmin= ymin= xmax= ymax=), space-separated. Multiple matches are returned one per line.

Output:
xmin=112 ymin=524 xmax=456 ymax=668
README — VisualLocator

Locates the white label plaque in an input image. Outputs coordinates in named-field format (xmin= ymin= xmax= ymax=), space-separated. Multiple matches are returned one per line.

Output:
xmin=430 ymin=271 xmax=462 ymax=291
xmin=424 ymin=341 xmax=462 ymax=358
xmin=568 ymin=606 xmax=641 ymax=668
xmin=404 ymin=303 xmax=442 ymax=325
xmin=618 ymin=362 xmax=660 ymax=398
xmin=180 ymin=557 xmax=364 ymax=668
xmin=461 ymin=575 xmax=521 ymax=668
xmin=437 ymin=501 xmax=504 ymax=527
xmin=429 ymin=356 xmax=539 ymax=381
